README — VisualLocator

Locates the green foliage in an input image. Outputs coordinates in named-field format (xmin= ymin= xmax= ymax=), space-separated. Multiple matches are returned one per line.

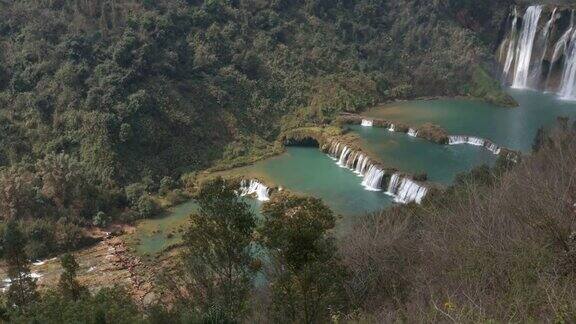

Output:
xmin=4 ymin=220 xmax=38 ymax=310
xmin=8 ymin=287 xmax=143 ymax=324
xmin=161 ymin=177 xmax=257 ymax=321
xmin=469 ymin=66 xmax=517 ymax=107
xmin=260 ymin=192 xmax=348 ymax=322
xmin=57 ymin=253 xmax=87 ymax=300
xmin=92 ymin=211 xmax=110 ymax=227
xmin=0 ymin=0 xmax=507 ymax=188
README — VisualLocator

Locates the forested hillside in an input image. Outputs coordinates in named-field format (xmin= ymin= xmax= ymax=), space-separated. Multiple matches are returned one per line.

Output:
xmin=0 ymin=0 xmax=512 ymax=184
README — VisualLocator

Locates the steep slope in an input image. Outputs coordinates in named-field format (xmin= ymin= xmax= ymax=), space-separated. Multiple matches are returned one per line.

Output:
xmin=0 ymin=0 xmax=511 ymax=183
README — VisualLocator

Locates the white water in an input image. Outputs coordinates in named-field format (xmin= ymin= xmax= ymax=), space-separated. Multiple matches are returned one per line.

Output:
xmin=361 ymin=165 xmax=385 ymax=191
xmin=503 ymin=7 xmax=519 ymax=80
xmin=559 ymin=28 xmax=576 ymax=100
xmin=337 ymin=146 xmax=351 ymax=167
xmin=407 ymin=128 xmax=418 ymax=137
xmin=361 ymin=119 xmax=373 ymax=127
xmin=385 ymin=173 xmax=428 ymax=204
xmin=512 ymin=5 xmax=543 ymax=89
xmin=547 ymin=26 xmax=574 ymax=90
xmin=534 ymin=8 xmax=557 ymax=87
xmin=354 ymin=154 xmax=370 ymax=176
xmin=388 ymin=124 xmax=395 ymax=132
xmin=239 ymin=179 xmax=270 ymax=201
xmin=448 ymin=136 xmax=501 ymax=155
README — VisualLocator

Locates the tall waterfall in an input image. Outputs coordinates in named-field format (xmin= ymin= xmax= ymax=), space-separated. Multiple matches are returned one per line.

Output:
xmin=511 ymin=5 xmax=543 ymax=89
xmin=386 ymin=173 xmax=428 ymax=204
xmin=501 ymin=6 xmax=576 ymax=99
xmin=361 ymin=119 xmax=373 ymax=127
xmin=534 ymin=8 xmax=557 ymax=86
xmin=547 ymin=25 xmax=574 ymax=90
xmin=239 ymin=179 xmax=271 ymax=201
xmin=503 ymin=7 xmax=519 ymax=80
xmin=558 ymin=29 xmax=576 ymax=100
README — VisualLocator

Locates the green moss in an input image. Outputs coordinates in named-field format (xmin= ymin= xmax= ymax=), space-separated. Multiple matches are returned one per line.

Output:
xmin=469 ymin=66 xmax=518 ymax=107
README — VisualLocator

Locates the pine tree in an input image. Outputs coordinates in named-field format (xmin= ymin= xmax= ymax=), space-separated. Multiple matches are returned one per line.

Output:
xmin=58 ymin=253 xmax=87 ymax=300
xmin=4 ymin=221 xmax=38 ymax=310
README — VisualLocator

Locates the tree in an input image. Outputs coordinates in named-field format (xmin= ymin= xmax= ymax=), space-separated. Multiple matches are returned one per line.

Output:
xmin=58 ymin=253 xmax=87 ymax=300
xmin=162 ymin=177 xmax=257 ymax=321
xmin=532 ymin=126 xmax=545 ymax=153
xmin=259 ymin=192 xmax=348 ymax=323
xmin=4 ymin=221 xmax=38 ymax=310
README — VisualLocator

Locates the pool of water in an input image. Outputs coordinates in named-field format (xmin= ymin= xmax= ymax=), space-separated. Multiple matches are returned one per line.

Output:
xmin=238 ymin=147 xmax=394 ymax=219
xmin=363 ymin=89 xmax=576 ymax=152
xmin=349 ymin=125 xmax=497 ymax=185
xmin=132 ymin=89 xmax=576 ymax=255
xmin=128 ymin=199 xmax=263 ymax=256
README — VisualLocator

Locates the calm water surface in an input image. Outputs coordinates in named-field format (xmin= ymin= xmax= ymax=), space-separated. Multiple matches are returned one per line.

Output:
xmin=363 ymin=89 xmax=576 ymax=152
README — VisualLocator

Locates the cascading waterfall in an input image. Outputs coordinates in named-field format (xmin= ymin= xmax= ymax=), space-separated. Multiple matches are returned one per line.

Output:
xmin=361 ymin=119 xmax=373 ymax=127
xmin=448 ymin=135 xmax=501 ymax=155
xmin=385 ymin=173 xmax=428 ymax=204
xmin=326 ymin=140 xmax=428 ymax=203
xmin=239 ymin=179 xmax=271 ymax=201
xmin=547 ymin=26 xmax=574 ymax=89
xmin=534 ymin=8 xmax=557 ymax=86
xmin=407 ymin=128 xmax=418 ymax=137
xmin=361 ymin=165 xmax=385 ymax=191
xmin=558 ymin=28 xmax=576 ymax=100
xmin=388 ymin=124 xmax=395 ymax=132
xmin=503 ymin=7 xmax=519 ymax=80
xmin=501 ymin=6 xmax=576 ymax=99
xmin=512 ymin=5 xmax=543 ymax=89
xmin=337 ymin=146 xmax=351 ymax=167
xmin=354 ymin=154 xmax=370 ymax=176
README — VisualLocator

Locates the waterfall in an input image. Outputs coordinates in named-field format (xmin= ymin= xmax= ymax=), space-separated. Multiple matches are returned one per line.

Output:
xmin=385 ymin=173 xmax=428 ymax=204
xmin=354 ymin=154 xmax=370 ymax=176
xmin=534 ymin=8 xmax=557 ymax=87
xmin=361 ymin=119 xmax=373 ymax=127
xmin=394 ymin=178 xmax=428 ymax=204
xmin=511 ymin=5 xmax=543 ymax=89
xmin=361 ymin=165 xmax=385 ymax=191
xmin=239 ymin=179 xmax=271 ymax=202
xmin=448 ymin=135 xmax=501 ymax=155
xmin=328 ymin=142 xmax=340 ymax=161
xmin=388 ymin=124 xmax=395 ymax=132
xmin=558 ymin=29 xmax=576 ymax=100
xmin=337 ymin=146 xmax=351 ymax=167
xmin=407 ymin=128 xmax=418 ymax=137
xmin=547 ymin=26 xmax=574 ymax=90
xmin=503 ymin=7 xmax=519 ymax=80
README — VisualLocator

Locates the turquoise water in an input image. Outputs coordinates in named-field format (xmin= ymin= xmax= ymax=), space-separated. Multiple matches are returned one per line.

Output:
xmin=364 ymin=89 xmax=576 ymax=152
xmin=349 ymin=125 xmax=497 ymax=185
xmin=133 ymin=90 xmax=576 ymax=254
xmin=129 ymin=199 xmax=263 ymax=256
xmin=244 ymin=147 xmax=393 ymax=219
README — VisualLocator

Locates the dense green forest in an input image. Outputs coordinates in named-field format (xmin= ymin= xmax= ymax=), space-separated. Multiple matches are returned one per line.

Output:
xmin=0 ymin=0 xmax=512 ymax=183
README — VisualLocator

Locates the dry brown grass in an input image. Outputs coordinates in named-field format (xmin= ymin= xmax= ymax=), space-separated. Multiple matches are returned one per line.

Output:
xmin=342 ymin=125 xmax=576 ymax=322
